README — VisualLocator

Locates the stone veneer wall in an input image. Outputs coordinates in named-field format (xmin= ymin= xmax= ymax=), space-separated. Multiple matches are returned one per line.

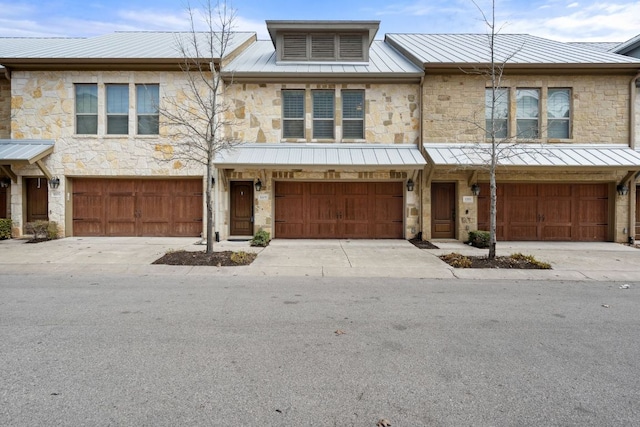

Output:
xmin=423 ymin=74 xmax=631 ymax=143
xmin=224 ymin=83 xmax=420 ymax=144
xmin=10 ymin=70 xmax=208 ymax=236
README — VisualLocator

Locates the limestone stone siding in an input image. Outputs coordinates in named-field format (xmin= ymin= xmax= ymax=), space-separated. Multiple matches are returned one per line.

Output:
xmin=224 ymin=83 xmax=420 ymax=144
xmin=423 ymin=74 xmax=631 ymax=144
xmin=0 ymin=77 xmax=10 ymax=138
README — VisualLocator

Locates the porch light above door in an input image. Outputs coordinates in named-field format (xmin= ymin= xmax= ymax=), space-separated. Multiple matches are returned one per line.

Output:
xmin=471 ymin=183 xmax=480 ymax=196
xmin=616 ymin=183 xmax=629 ymax=196
xmin=406 ymin=179 xmax=414 ymax=192
xmin=254 ymin=179 xmax=262 ymax=192
xmin=49 ymin=176 xmax=60 ymax=189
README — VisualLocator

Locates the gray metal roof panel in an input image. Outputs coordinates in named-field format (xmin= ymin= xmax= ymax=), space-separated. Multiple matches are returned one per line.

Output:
xmin=0 ymin=139 xmax=55 ymax=161
xmin=224 ymin=40 xmax=423 ymax=75
xmin=386 ymin=33 xmax=640 ymax=65
xmin=215 ymin=143 xmax=426 ymax=168
xmin=569 ymin=42 xmax=622 ymax=53
xmin=0 ymin=32 xmax=256 ymax=60
xmin=423 ymin=143 xmax=640 ymax=168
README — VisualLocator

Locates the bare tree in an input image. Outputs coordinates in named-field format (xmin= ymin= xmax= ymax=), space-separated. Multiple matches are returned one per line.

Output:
xmin=161 ymin=0 xmax=240 ymax=253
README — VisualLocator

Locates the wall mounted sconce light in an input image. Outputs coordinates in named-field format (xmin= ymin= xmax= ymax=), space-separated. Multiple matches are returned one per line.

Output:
xmin=616 ymin=183 xmax=629 ymax=196
xmin=254 ymin=179 xmax=262 ymax=192
xmin=49 ymin=176 xmax=60 ymax=189
xmin=0 ymin=177 xmax=10 ymax=188
xmin=406 ymin=179 xmax=414 ymax=192
xmin=471 ymin=183 xmax=480 ymax=196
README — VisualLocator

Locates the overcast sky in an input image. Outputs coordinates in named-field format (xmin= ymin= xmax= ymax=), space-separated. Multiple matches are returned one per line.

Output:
xmin=1 ymin=0 xmax=639 ymax=43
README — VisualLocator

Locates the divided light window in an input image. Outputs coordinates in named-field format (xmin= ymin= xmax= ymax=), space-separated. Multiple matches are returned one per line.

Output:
xmin=547 ymin=88 xmax=571 ymax=139
xmin=516 ymin=88 xmax=540 ymax=139
xmin=136 ymin=84 xmax=159 ymax=135
xmin=342 ymin=90 xmax=364 ymax=139
xmin=485 ymin=88 xmax=508 ymax=139
xmin=75 ymin=84 xmax=98 ymax=135
xmin=106 ymin=84 xmax=129 ymax=135
xmin=313 ymin=91 xmax=334 ymax=139
xmin=282 ymin=90 xmax=305 ymax=139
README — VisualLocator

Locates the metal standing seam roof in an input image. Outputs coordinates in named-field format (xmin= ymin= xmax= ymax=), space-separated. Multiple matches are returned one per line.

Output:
xmin=223 ymin=40 xmax=424 ymax=75
xmin=569 ymin=42 xmax=623 ymax=53
xmin=385 ymin=33 xmax=640 ymax=66
xmin=423 ymin=143 xmax=640 ymax=168
xmin=0 ymin=139 xmax=55 ymax=162
xmin=0 ymin=32 xmax=256 ymax=60
xmin=214 ymin=143 xmax=426 ymax=168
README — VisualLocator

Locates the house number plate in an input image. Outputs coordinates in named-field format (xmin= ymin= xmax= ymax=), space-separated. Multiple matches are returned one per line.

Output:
xmin=258 ymin=194 xmax=269 ymax=201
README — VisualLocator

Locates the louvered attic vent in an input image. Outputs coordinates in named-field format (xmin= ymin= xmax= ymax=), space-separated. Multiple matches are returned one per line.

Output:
xmin=280 ymin=32 xmax=366 ymax=61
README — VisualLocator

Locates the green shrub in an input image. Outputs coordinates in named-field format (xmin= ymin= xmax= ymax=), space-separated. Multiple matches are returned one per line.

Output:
xmin=0 ymin=218 xmax=12 ymax=239
xmin=510 ymin=253 xmax=551 ymax=269
xmin=25 ymin=220 xmax=59 ymax=240
xmin=468 ymin=230 xmax=490 ymax=248
xmin=250 ymin=229 xmax=271 ymax=247
xmin=439 ymin=252 xmax=472 ymax=268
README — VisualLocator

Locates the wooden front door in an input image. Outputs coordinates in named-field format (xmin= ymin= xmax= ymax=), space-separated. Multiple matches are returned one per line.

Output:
xmin=431 ymin=182 xmax=456 ymax=238
xmin=0 ymin=184 xmax=7 ymax=218
xmin=26 ymin=178 xmax=49 ymax=222
xmin=275 ymin=182 xmax=403 ymax=239
xmin=230 ymin=181 xmax=254 ymax=236
xmin=635 ymin=185 xmax=640 ymax=241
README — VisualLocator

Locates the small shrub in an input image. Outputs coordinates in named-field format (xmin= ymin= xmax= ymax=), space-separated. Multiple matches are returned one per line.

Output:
xmin=250 ymin=229 xmax=271 ymax=247
xmin=440 ymin=252 xmax=472 ymax=268
xmin=230 ymin=251 xmax=255 ymax=265
xmin=0 ymin=218 xmax=12 ymax=239
xmin=25 ymin=220 xmax=59 ymax=241
xmin=510 ymin=253 xmax=551 ymax=269
xmin=468 ymin=230 xmax=490 ymax=248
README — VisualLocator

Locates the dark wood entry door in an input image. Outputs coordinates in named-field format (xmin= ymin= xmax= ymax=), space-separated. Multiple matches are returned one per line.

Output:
xmin=26 ymin=178 xmax=49 ymax=222
xmin=230 ymin=181 xmax=253 ymax=236
xmin=0 ymin=184 xmax=7 ymax=218
xmin=275 ymin=182 xmax=403 ymax=239
xmin=73 ymin=178 xmax=202 ymax=236
xmin=431 ymin=182 xmax=456 ymax=238
xmin=635 ymin=186 xmax=640 ymax=241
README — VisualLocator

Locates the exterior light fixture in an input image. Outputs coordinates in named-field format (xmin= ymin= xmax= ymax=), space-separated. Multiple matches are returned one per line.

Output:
xmin=406 ymin=179 xmax=414 ymax=192
xmin=0 ymin=177 xmax=10 ymax=188
xmin=211 ymin=176 xmax=215 ymax=186
xmin=49 ymin=176 xmax=60 ymax=189
xmin=254 ymin=179 xmax=262 ymax=192
xmin=471 ymin=183 xmax=480 ymax=196
xmin=616 ymin=183 xmax=629 ymax=196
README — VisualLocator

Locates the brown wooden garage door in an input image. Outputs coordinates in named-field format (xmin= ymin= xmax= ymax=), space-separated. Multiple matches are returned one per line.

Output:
xmin=478 ymin=183 xmax=609 ymax=241
xmin=275 ymin=182 xmax=403 ymax=239
xmin=73 ymin=178 xmax=202 ymax=237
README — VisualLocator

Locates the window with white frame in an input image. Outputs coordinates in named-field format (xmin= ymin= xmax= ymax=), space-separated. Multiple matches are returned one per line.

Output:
xmin=313 ymin=90 xmax=334 ymax=139
xmin=282 ymin=90 xmax=305 ymax=139
xmin=342 ymin=90 xmax=364 ymax=139
xmin=136 ymin=84 xmax=159 ymax=135
xmin=547 ymin=88 xmax=571 ymax=139
xmin=75 ymin=84 xmax=98 ymax=134
xmin=106 ymin=84 xmax=129 ymax=135
xmin=516 ymin=88 xmax=540 ymax=139
xmin=485 ymin=87 xmax=509 ymax=139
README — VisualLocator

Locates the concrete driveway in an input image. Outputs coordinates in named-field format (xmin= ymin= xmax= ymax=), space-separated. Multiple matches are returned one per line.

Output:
xmin=1 ymin=236 xmax=639 ymax=281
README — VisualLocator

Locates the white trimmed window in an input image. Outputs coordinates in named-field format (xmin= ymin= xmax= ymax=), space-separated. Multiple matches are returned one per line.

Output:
xmin=516 ymin=88 xmax=540 ymax=139
xmin=342 ymin=90 xmax=364 ymax=139
xmin=547 ymin=88 xmax=571 ymax=139
xmin=485 ymin=88 xmax=509 ymax=139
xmin=282 ymin=90 xmax=305 ymax=139
xmin=75 ymin=84 xmax=98 ymax=134
xmin=106 ymin=84 xmax=129 ymax=135
xmin=313 ymin=90 xmax=334 ymax=139
xmin=136 ymin=84 xmax=159 ymax=135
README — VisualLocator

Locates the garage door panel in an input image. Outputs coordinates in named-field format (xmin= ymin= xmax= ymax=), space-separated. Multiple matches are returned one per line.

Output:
xmin=509 ymin=226 xmax=539 ymax=240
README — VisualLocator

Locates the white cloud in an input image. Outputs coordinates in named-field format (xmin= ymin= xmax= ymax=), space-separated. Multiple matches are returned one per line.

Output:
xmin=567 ymin=2 xmax=579 ymax=8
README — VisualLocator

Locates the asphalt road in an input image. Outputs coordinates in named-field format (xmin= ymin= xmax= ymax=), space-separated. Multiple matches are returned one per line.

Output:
xmin=1 ymin=274 xmax=639 ymax=426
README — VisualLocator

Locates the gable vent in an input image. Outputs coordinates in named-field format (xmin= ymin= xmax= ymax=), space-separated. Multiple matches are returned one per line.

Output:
xmin=311 ymin=35 xmax=335 ymax=59
xmin=339 ymin=35 xmax=364 ymax=59
xmin=283 ymin=34 xmax=307 ymax=59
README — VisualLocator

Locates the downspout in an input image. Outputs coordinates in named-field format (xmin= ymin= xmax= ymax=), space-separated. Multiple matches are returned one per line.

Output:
xmin=419 ymin=74 xmax=425 ymax=239
xmin=627 ymin=71 xmax=640 ymax=244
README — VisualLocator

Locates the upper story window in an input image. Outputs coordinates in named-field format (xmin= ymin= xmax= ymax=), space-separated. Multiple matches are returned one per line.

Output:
xmin=282 ymin=90 xmax=305 ymax=139
xmin=75 ymin=84 xmax=98 ymax=135
xmin=342 ymin=90 xmax=364 ymax=139
xmin=136 ymin=84 xmax=160 ymax=135
xmin=280 ymin=32 xmax=366 ymax=62
xmin=485 ymin=88 xmax=509 ymax=139
xmin=106 ymin=84 xmax=129 ymax=135
xmin=312 ymin=90 xmax=335 ymax=139
xmin=547 ymin=88 xmax=571 ymax=139
xmin=516 ymin=88 xmax=540 ymax=139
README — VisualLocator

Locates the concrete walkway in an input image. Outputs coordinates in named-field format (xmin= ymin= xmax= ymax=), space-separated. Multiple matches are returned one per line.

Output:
xmin=1 ymin=236 xmax=639 ymax=281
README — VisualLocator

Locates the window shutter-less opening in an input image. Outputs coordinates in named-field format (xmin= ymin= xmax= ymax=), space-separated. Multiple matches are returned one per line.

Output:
xmin=283 ymin=34 xmax=307 ymax=60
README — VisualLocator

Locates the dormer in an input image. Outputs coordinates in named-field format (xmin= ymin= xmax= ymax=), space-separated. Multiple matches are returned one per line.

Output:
xmin=266 ymin=20 xmax=379 ymax=63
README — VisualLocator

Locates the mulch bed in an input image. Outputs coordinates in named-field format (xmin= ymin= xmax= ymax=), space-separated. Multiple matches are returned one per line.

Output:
xmin=153 ymin=250 xmax=256 ymax=266
xmin=459 ymin=256 xmax=548 ymax=269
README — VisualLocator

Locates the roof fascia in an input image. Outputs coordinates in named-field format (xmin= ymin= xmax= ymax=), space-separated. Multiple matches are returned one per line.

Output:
xmin=220 ymin=71 xmax=423 ymax=84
